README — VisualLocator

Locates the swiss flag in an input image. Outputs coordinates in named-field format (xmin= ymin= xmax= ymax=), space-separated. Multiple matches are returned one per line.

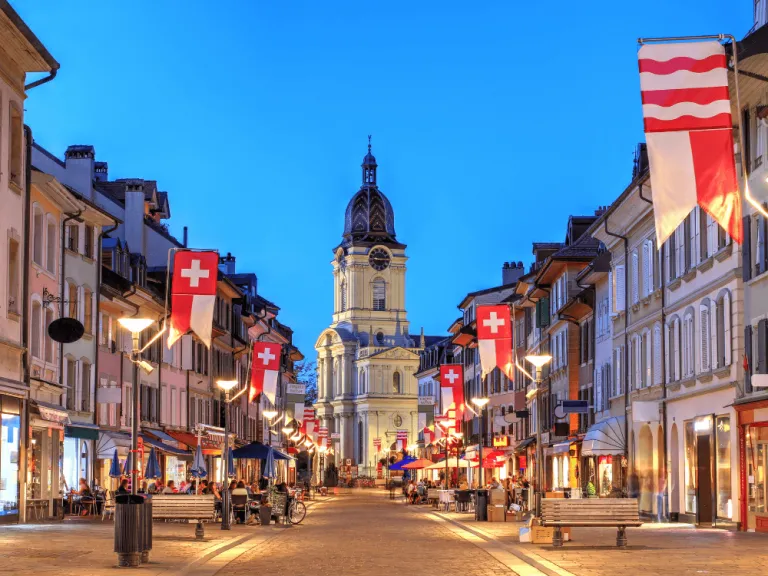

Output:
xmin=477 ymin=304 xmax=514 ymax=381
xmin=168 ymin=251 xmax=219 ymax=348
xmin=249 ymin=341 xmax=281 ymax=404
xmin=440 ymin=364 xmax=464 ymax=429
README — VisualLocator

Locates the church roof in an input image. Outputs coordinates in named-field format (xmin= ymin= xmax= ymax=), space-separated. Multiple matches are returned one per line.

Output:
xmin=341 ymin=139 xmax=400 ymax=247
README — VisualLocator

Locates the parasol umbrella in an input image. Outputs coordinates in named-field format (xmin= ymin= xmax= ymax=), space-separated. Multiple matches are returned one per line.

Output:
xmin=264 ymin=446 xmax=277 ymax=479
xmin=190 ymin=444 xmax=207 ymax=478
xmin=401 ymin=458 xmax=434 ymax=470
xmin=227 ymin=448 xmax=236 ymax=478
xmin=144 ymin=447 xmax=161 ymax=479
xmin=122 ymin=452 xmax=132 ymax=476
xmin=109 ymin=449 xmax=121 ymax=478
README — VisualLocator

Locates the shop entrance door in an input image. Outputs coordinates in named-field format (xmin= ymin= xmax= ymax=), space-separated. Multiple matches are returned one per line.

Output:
xmin=747 ymin=440 xmax=767 ymax=531
xmin=696 ymin=435 xmax=713 ymax=524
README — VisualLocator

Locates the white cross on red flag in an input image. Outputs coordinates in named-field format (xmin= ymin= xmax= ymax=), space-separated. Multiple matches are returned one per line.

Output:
xmin=638 ymin=41 xmax=742 ymax=245
xmin=249 ymin=341 xmax=281 ymax=404
xmin=477 ymin=304 xmax=514 ymax=381
xmin=439 ymin=364 xmax=464 ymax=428
xmin=168 ymin=251 xmax=219 ymax=348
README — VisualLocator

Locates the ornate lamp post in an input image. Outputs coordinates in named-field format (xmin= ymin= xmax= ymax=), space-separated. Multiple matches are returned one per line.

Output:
xmin=525 ymin=354 xmax=552 ymax=518
xmin=471 ymin=397 xmax=490 ymax=488
xmin=216 ymin=379 xmax=238 ymax=531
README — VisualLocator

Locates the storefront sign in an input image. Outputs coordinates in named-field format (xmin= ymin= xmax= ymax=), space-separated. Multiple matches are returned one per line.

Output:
xmin=518 ymin=456 xmax=527 ymax=469
xmin=418 ymin=396 xmax=434 ymax=406
xmin=286 ymin=383 xmax=306 ymax=395
xmin=331 ymin=432 xmax=341 ymax=440
xmin=492 ymin=435 xmax=509 ymax=448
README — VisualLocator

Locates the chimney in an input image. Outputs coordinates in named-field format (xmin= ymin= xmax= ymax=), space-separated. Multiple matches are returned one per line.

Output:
xmin=64 ymin=145 xmax=95 ymax=199
xmin=219 ymin=252 xmax=236 ymax=275
xmin=183 ymin=226 xmax=188 ymax=248
xmin=94 ymin=161 xmax=109 ymax=182
xmin=123 ymin=179 xmax=145 ymax=255
xmin=502 ymin=261 xmax=525 ymax=285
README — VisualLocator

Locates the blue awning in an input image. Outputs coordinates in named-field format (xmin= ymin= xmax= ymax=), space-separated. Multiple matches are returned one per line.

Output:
xmin=140 ymin=434 xmax=191 ymax=457
xmin=388 ymin=457 xmax=416 ymax=471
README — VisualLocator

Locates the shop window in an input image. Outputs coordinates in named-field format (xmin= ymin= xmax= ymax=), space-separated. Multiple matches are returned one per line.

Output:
xmin=684 ymin=421 xmax=697 ymax=514
xmin=1 ymin=413 xmax=20 ymax=517
xmin=715 ymin=416 xmax=732 ymax=519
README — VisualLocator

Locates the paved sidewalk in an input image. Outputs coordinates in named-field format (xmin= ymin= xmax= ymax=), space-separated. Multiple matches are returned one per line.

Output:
xmin=416 ymin=505 xmax=768 ymax=576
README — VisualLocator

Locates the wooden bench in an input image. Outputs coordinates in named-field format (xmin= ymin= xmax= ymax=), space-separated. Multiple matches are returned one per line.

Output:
xmin=541 ymin=498 xmax=642 ymax=548
xmin=151 ymin=495 xmax=216 ymax=540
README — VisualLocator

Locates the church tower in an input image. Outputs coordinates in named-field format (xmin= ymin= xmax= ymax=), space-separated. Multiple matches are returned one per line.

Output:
xmin=315 ymin=139 xmax=421 ymax=479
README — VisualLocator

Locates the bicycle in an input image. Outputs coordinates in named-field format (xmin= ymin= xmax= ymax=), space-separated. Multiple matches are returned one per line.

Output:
xmin=287 ymin=498 xmax=306 ymax=524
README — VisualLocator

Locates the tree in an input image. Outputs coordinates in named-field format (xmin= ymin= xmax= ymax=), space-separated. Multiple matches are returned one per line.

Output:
xmin=295 ymin=360 xmax=317 ymax=404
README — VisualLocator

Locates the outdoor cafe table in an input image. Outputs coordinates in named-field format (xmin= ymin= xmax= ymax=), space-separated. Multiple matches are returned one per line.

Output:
xmin=438 ymin=490 xmax=454 ymax=511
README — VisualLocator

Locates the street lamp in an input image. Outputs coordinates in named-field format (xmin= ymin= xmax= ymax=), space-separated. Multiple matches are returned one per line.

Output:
xmin=471 ymin=397 xmax=490 ymax=489
xmin=264 ymin=409 xmax=278 ymax=449
xmin=318 ymin=445 xmax=328 ymax=486
xmin=525 ymin=354 xmax=552 ymax=518
xmin=216 ymin=379 xmax=238 ymax=531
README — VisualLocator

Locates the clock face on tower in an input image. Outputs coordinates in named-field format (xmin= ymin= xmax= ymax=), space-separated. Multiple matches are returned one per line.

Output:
xmin=369 ymin=248 xmax=391 ymax=271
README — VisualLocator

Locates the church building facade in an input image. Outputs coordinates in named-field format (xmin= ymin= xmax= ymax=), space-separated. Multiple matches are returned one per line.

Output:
xmin=315 ymin=142 xmax=423 ymax=476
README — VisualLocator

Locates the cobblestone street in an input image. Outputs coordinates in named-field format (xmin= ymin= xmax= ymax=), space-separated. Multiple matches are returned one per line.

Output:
xmin=1 ymin=493 xmax=768 ymax=575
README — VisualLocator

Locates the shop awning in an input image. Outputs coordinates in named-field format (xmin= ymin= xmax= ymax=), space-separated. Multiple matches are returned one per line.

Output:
xmin=165 ymin=431 xmax=223 ymax=455
xmin=552 ymin=442 xmax=570 ymax=454
xmin=141 ymin=434 xmax=191 ymax=457
xmin=96 ymin=431 xmax=132 ymax=459
xmin=515 ymin=436 xmax=535 ymax=452
xmin=31 ymin=401 xmax=70 ymax=426
xmin=65 ymin=423 xmax=99 ymax=440
xmin=144 ymin=428 xmax=182 ymax=444
xmin=581 ymin=416 xmax=626 ymax=457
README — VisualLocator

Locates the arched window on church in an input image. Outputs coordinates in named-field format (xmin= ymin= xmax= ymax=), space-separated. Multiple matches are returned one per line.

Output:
xmin=360 ymin=369 xmax=366 ymax=394
xmin=340 ymin=279 xmax=347 ymax=312
xmin=393 ymin=371 xmax=401 ymax=394
xmin=372 ymin=279 xmax=386 ymax=311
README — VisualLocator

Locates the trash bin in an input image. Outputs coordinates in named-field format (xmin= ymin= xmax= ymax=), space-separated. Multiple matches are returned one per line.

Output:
xmin=259 ymin=505 xmax=272 ymax=526
xmin=140 ymin=495 xmax=152 ymax=563
xmin=475 ymin=489 xmax=488 ymax=521
xmin=114 ymin=494 xmax=144 ymax=567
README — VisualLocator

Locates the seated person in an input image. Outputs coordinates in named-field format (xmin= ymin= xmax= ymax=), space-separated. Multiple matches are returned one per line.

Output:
xmin=116 ymin=479 xmax=130 ymax=495
xmin=232 ymin=481 xmax=250 ymax=523
xmin=162 ymin=480 xmax=176 ymax=494
xmin=78 ymin=478 xmax=95 ymax=516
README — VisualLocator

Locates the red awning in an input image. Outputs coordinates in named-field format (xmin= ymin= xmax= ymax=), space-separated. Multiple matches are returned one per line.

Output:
xmin=165 ymin=431 xmax=223 ymax=455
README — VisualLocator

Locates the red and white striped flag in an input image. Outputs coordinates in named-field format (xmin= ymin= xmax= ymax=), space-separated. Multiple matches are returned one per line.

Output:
xmin=477 ymin=305 xmax=514 ymax=380
xmin=373 ymin=437 xmax=382 ymax=452
xmin=249 ymin=342 xmax=280 ymax=404
xmin=396 ymin=430 xmax=408 ymax=451
xmin=639 ymin=41 xmax=742 ymax=244
xmin=167 ymin=251 xmax=218 ymax=348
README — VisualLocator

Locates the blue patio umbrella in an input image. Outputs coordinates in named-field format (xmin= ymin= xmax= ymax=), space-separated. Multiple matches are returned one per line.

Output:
xmin=190 ymin=444 xmax=207 ymax=478
xmin=109 ymin=449 xmax=121 ymax=478
xmin=122 ymin=453 xmax=132 ymax=476
xmin=264 ymin=446 xmax=277 ymax=479
xmin=227 ymin=448 xmax=236 ymax=478
xmin=144 ymin=447 xmax=161 ymax=479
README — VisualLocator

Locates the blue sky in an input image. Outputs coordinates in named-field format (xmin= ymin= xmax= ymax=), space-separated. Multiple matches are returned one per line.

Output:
xmin=18 ymin=1 xmax=750 ymax=359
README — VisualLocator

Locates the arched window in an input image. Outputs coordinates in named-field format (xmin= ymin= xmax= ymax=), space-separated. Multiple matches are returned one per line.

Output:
xmin=83 ymin=287 xmax=93 ymax=335
xmin=340 ymin=279 xmax=347 ymax=312
xmin=44 ymin=307 xmax=55 ymax=363
xmin=360 ymin=370 xmax=366 ymax=394
xmin=30 ymin=300 xmax=42 ymax=359
xmin=683 ymin=311 xmax=695 ymax=378
xmin=653 ymin=323 xmax=662 ymax=385
xmin=32 ymin=205 xmax=43 ymax=266
xmin=372 ymin=279 xmax=386 ymax=311
xmin=81 ymin=359 xmax=91 ymax=412
xmin=716 ymin=291 xmax=732 ymax=367
xmin=67 ymin=281 xmax=78 ymax=319
xmin=392 ymin=371 xmax=401 ymax=394
xmin=46 ymin=215 xmax=57 ymax=273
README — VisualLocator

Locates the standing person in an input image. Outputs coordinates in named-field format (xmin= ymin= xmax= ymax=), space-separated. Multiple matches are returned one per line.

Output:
xmin=259 ymin=475 xmax=269 ymax=491
xmin=656 ymin=474 xmax=667 ymax=522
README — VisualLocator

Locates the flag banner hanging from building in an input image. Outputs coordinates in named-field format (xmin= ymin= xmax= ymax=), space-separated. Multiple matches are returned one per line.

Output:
xmin=638 ymin=40 xmax=742 ymax=244
xmin=423 ymin=425 xmax=435 ymax=444
xmin=373 ymin=437 xmax=382 ymax=452
xmin=439 ymin=364 xmax=462 ymax=418
xmin=167 ymin=250 xmax=219 ymax=348
xmin=249 ymin=341 xmax=281 ymax=404
xmin=396 ymin=430 xmax=408 ymax=451
xmin=477 ymin=305 xmax=515 ymax=380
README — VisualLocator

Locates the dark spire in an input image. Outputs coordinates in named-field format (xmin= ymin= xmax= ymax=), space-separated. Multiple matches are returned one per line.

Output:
xmin=362 ymin=135 xmax=377 ymax=185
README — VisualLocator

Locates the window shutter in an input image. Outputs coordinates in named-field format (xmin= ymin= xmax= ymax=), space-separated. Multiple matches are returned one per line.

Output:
xmin=673 ymin=319 xmax=681 ymax=381
xmin=723 ymin=292 xmax=732 ymax=366
xmin=608 ymin=270 xmax=613 ymax=314
xmin=758 ymin=216 xmax=766 ymax=276
xmin=706 ymin=213 xmax=716 ymax=257
xmin=615 ymin=266 xmax=625 ymax=312
xmin=746 ymin=325 xmax=754 ymax=393
xmin=693 ymin=208 xmax=701 ymax=264
xmin=700 ymin=305 xmax=710 ymax=372
xmin=711 ymin=300 xmax=719 ymax=370
xmin=595 ymin=367 xmax=602 ymax=411
xmin=758 ymin=319 xmax=768 ymax=374
xmin=743 ymin=215 xmax=753 ymax=282
xmin=648 ymin=240 xmax=655 ymax=293
xmin=652 ymin=324 xmax=661 ymax=385
xmin=631 ymin=251 xmax=639 ymax=304
xmin=664 ymin=323 xmax=671 ymax=383
xmin=676 ymin=226 xmax=685 ymax=275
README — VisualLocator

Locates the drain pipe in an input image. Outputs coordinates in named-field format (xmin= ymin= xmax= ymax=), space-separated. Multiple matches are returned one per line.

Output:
xmin=638 ymin=182 xmax=669 ymax=519
xmin=603 ymin=216 xmax=630 ymax=486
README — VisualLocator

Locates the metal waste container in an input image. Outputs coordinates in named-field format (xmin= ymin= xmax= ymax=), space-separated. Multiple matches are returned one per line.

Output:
xmin=140 ymin=495 xmax=152 ymax=563
xmin=475 ymin=489 xmax=488 ymax=521
xmin=259 ymin=505 xmax=272 ymax=526
xmin=114 ymin=494 xmax=144 ymax=567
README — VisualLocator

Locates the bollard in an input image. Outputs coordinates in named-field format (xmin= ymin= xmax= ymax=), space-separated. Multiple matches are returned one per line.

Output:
xmin=114 ymin=494 xmax=143 ymax=567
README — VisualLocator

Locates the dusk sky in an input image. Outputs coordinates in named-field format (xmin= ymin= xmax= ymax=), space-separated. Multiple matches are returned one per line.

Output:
xmin=17 ymin=1 xmax=749 ymax=359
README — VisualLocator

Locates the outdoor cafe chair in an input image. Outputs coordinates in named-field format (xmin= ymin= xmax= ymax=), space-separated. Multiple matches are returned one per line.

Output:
xmin=102 ymin=490 xmax=116 ymax=522
xmin=231 ymin=494 xmax=249 ymax=524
